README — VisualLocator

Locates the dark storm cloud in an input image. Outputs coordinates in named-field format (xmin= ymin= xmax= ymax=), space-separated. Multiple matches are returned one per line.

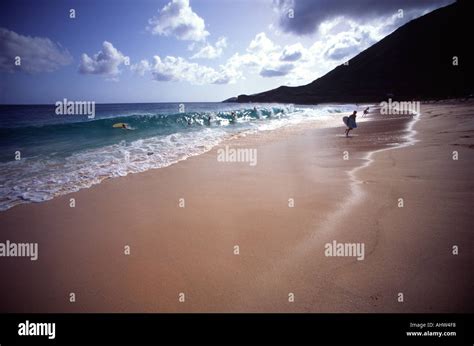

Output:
xmin=0 ymin=27 xmax=72 ymax=73
xmin=275 ymin=0 xmax=455 ymax=35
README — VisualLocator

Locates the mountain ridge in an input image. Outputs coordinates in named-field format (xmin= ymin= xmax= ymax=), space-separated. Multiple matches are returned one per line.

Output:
xmin=229 ymin=1 xmax=473 ymax=104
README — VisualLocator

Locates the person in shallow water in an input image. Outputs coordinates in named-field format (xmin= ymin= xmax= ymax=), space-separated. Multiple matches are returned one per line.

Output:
xmin=345 ymin=111 xmax=357 ymax=137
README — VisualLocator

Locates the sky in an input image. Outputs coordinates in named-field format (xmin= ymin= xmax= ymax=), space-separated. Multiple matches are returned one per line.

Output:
xmin=0 ymin=0 xmax=454 ymax=104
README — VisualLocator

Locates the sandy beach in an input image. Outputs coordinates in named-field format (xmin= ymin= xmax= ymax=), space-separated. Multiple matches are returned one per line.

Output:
xmin=0 ymin=102 xmax=472 ymax=313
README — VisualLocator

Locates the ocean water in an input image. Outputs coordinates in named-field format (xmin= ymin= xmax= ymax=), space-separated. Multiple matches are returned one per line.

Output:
xmin=0 ymin=102 xmax=358 ymax=211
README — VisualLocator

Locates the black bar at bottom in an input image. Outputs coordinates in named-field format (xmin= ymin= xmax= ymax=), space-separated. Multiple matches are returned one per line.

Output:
xmin=0 ymin=313 xmax=472 ymax=345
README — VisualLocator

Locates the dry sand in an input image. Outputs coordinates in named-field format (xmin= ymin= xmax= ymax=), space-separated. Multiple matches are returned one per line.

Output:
xmin=0 ymin=102 xmax=472 ymax=312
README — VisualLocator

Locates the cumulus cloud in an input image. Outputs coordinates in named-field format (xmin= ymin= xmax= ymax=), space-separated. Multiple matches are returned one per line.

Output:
xmin=135 ymin=33 xmax=295 ymax=85
xmin=274 ymin=0 xmax=454 ymax=35
xmin=133 ymin=22 xmax=382 ymax=86
xmin=282 ymin=21 xmax=381 ymax=84
xmin=0 ymin=27 xmax=72 ymax=73
xmin=132 ymin=1 xmax=454 ymax=89
xmin=79 ymin=41 xmax=129 ymax=78
xmin=147 ymin=0 xmax=209 ymax=41
xmin=226 ymin=32 xmax=297 ymax=78
xmin=260 ymin=63 xmax=294 ymax=77
xmin=280 ymin=43 xmax=304 ymax=61
xmin=322 ymin=21 xmax=377 ymax=60
xmin=222 ymin=26 xmax=378 ymax=84
xmin=130 ymin=59 xmax=151 ymax=76
xmin=190 ymin=37 xmax=227 ymax=59
xmin=247 ymin=32 xmax=279 ymax=53
xmin=149 ymin=55 xmax=238 ymax=85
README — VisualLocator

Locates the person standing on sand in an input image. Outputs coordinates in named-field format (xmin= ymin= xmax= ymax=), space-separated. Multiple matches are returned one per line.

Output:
xmin=345 ymin=111 xmax=357 ymax=137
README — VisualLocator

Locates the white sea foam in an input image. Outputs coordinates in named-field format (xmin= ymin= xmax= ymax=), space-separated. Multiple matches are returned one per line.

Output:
xmin=0 ymin=128 xmax=228 ymax=210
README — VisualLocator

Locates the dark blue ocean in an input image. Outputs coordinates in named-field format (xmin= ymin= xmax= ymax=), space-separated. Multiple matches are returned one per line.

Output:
xmin=0 ymin=102 xmax=358 ymax=210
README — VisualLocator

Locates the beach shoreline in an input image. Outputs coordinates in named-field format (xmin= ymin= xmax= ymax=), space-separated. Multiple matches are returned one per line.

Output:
xmin=0 ymin=101 xmax=472 ymax=312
